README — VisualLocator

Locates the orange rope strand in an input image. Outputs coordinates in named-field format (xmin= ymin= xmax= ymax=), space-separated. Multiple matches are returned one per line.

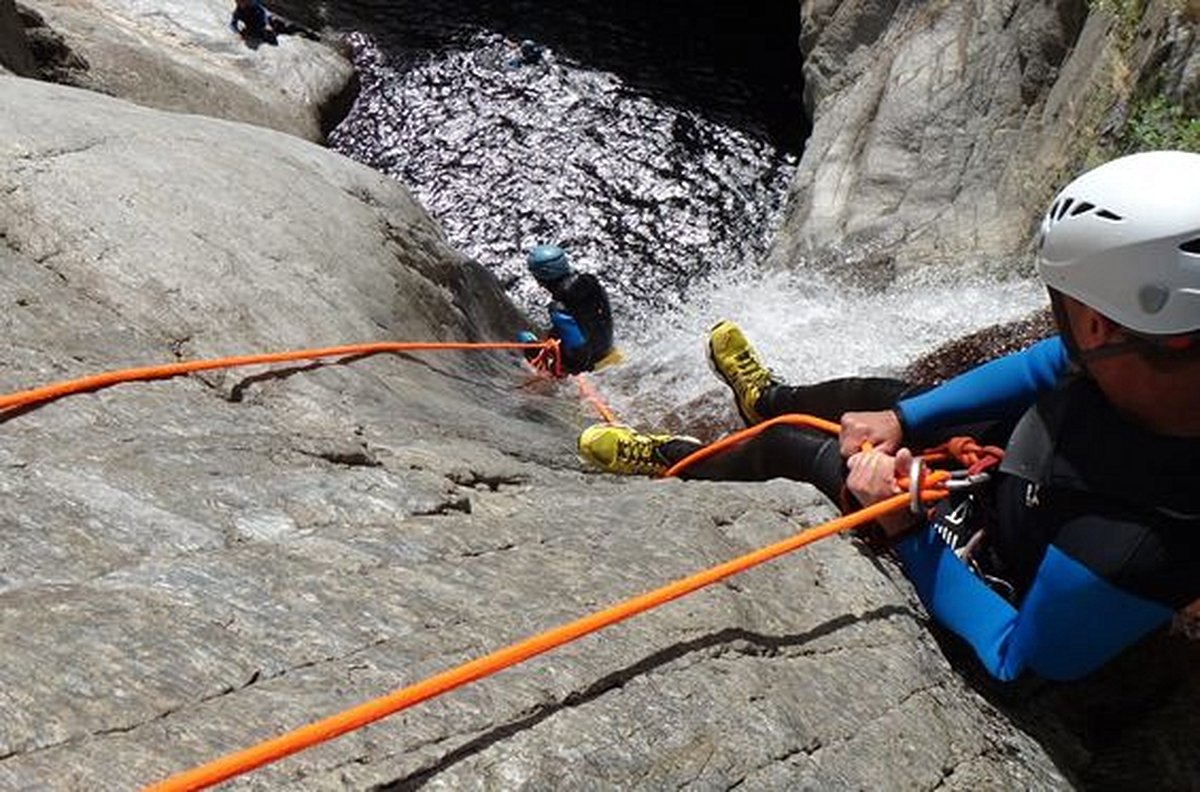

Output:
xmin=144 ymin=479 xmax=948 ymax=791
xmin=663 ymin=414 xmax=841 ymax=478
xmin=13 ymin=340 xmax=969 ymax=791
xmin=574 ymin=373 xmax=617 ymax=423
xmin=0 ymin=340 xmax=553 ymax=416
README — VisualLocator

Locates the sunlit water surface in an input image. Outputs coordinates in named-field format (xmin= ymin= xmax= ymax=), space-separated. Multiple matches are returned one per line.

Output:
xmin=325 ymin=17 xmax=1045 ymax=430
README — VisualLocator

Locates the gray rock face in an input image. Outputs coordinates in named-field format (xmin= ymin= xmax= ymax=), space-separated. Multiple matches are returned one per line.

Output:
xmin=778 ymin=0 xmax=1200 ymax=280
xmin=774 ymin=0 xmax=1094 ymax=277
xmin=0 ymin=76 xmax=1070 ymax=788
xmin=17 ymin=0 xmax=355 ymax=142
xmin=1146 ymin=0 xmax=1200 ymax=113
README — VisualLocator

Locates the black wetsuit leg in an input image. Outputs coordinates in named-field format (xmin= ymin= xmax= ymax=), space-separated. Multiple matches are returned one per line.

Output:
xmin=655 ymin=377 xmax=915 ymax=502
xmin=756 ymin=377 xmax=914 ymax=421
xmin=755 ymin=377 xmax=1006 ymax=449
xmin=660 ymin=427 xmax=846 ymax=502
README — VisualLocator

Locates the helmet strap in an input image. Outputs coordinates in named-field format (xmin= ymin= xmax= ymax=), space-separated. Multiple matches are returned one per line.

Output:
xmin=1049 ymin=288 xmax=1200 ymax=365
xmin=1048 ymin=288 xmax=1088 ymax=369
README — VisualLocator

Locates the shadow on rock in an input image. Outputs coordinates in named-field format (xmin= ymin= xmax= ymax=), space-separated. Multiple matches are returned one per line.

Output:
xmin=381 ymin=605 xmax=910 ymax=790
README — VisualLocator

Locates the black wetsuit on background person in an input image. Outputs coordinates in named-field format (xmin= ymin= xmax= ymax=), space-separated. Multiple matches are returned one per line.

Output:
xmin=230 ymin=0 xmax=318 ymax=44
xmin=543 ymin=270 xmax=614 ymax=375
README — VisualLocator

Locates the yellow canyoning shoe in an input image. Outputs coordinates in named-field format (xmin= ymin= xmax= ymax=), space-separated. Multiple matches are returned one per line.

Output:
xmin=578 ymin=424 xmax=693 ymax=476
xmin=707 ymin=319 xmax=778 ymax=426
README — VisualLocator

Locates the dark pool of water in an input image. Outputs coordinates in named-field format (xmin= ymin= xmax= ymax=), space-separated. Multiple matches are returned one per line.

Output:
xmin=277 ymin=1 xmax=806 ymax=321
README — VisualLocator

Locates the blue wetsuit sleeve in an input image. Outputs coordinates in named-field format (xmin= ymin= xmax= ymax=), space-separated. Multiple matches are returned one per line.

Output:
xmin=896 ymin=336 xmax=1069 ymax=435
xmin=548 ymin=309 xmax=586 ymax=350
xmin=895 ymin=529 xmax=1173 ymax=681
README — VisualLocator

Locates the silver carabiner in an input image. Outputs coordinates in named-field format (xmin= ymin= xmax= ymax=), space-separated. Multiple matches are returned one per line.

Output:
xmin=909 ymin=455 xmax=925 ymax=514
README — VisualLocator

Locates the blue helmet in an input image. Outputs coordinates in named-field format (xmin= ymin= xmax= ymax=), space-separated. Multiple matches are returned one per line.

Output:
xmin=527 ymin=244 xmax=570 ymax=283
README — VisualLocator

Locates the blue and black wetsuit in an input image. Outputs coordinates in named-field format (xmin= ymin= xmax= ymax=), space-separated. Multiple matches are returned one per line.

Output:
xmin=660 ymin=336 xmax=1200 ymax=680
xmin=231 ymin=1 xmax=315 ymax=43
xmin=898 ymin=372 xmax=1200 ymax=680
xmin=542 ymin=272 xmax=614 ymax=375
xmin=231 ymin=1 xmax=274 ymax=42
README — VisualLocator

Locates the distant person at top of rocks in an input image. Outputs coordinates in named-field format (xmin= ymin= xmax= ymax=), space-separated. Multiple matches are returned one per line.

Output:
xmin=230 ymin=0 xmax=319 ymax=46
xmin=505 ymin=38 xmax=545 ymax=69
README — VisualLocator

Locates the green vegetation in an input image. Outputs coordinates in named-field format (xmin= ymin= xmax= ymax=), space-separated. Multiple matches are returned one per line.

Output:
xmin=1082 ymin=0 xmax=1199 ymax=162
xmin=1088 ymin=0 xmax=1148 ymax=43
xmin=1120 ymin=95 xmax=1200 ymax=153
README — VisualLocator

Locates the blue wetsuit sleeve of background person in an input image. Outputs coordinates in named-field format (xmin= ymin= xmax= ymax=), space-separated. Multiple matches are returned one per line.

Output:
xmin=549 ymin=308 xmax=587 ymax=351
xmin=894 ymin=528 xmax=1174 ymax=681
xmin=894 ymin=336 xmax=1069 ymax=435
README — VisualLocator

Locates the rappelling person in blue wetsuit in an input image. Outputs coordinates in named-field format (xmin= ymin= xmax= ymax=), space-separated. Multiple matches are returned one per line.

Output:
xmin=577 ymin=150 xmax=1200 ymax=683
xmin=518 ymin=244 xmax=616 ymax=377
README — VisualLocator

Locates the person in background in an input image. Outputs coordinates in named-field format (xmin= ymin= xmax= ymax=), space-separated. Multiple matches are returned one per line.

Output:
xmin=578 ymin=150 xmax=1200 ymax=682
xmin=505 ymin=39 xmax=545 ymax=69
xmin=230 ymin=0 xmax=318 ymax=45
xmin=519 ymin=244 xmax=615 ymax=376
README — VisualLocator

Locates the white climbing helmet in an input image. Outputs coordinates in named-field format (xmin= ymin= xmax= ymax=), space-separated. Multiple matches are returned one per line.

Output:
xmin=1037 ymin=150 xmax=1200 ymax=335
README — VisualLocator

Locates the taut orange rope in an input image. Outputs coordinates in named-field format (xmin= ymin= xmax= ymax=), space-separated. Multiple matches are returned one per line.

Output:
xmin=144 ymin=479 xmax=948 ymax=791
xmin=574 ymin=373 xmax=617 ymax=423
xmin=663 ymin=413 xmax=841 ymax=478
xmin=0 ymin=340 xmax=553 ymax=417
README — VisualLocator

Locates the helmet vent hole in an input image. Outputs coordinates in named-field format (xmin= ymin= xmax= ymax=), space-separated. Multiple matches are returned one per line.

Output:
xmin=1095 ymin=209 xmax=1123 ymax=221
xmin=1069 ymin=201 xmax=1095 ymax=217
xmin=1056 ymin=199 xmax=1074 ymax=220
xmin=1181 ymin=238 xmax=1200 ymax=254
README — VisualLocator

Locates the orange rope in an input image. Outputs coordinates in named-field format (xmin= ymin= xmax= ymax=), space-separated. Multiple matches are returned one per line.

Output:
xmin=525 ymin=338 xmax=563 ymax=379
xmin=144 ymin=479 xmax=948 ymax=791
xmin=15 ymin=338 xmax=970 ymax=790
xmin=0 ymin=340 xmax=554 ymax=417
xmin=663 ymin=414 xmax=841 ymax=478
xmin=574 ymin=373 xmax=617 ymax=423
xmin=663 ymin=415 xmax=1004 ymax=480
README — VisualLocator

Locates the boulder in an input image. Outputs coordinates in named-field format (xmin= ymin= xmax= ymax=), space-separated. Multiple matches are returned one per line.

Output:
xmin=773 ymin=0 xmax=1096 ymax=277
xmin=0 ymin=76 xmax=1069 ymax=788
xmin=16 ymin=0 xmax=355 ymax=142
xmin=0 ymin=0 xmax=35 ymax=75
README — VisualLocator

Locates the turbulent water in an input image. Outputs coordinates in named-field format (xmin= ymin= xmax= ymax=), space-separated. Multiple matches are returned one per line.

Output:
xmin=317 ymin=3 xmax=1046 ymax=430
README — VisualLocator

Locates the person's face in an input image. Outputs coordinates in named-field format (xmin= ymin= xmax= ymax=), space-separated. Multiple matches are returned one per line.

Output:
xmin=1061 ymin=294 xmax=1200 ymax=432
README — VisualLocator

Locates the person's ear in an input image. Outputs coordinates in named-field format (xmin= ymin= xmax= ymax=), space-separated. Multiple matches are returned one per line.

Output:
xmin=1069 ymin=301 xmax=1119 ymax=350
